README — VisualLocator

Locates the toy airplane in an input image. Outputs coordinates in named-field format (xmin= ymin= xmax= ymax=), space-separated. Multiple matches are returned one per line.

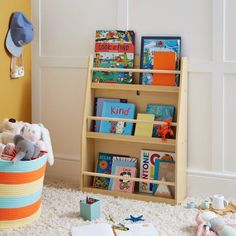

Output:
xmin=125 ymin=215 xmax=145 ymax=222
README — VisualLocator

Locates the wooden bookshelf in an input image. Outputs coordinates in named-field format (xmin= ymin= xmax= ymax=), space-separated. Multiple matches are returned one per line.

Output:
xmin=80 ymin=55 xmax=188 ymax=204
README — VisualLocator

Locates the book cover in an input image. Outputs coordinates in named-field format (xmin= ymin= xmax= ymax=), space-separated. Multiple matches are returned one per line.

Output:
xmin=134 ymin=113 xmax=155 ymax=137
xmin=113 ymin=166 xmax=136 ymax=193
xmin=109 ymin=156 xmax=137 ymax=190
xmin=152 ymin=159 xmax=175 ymax=198
xmin=99 ymin=102 xmax=136 ymax=135
xmin=93 ymin=152 xmax=113 ymax=189
xmin=94 ymin=98 xmax=127 ymax=132
xmin=93 ymin=30 xmax=135 ymax=84
xmin=153 ymin=51 xmax=176 ymax=86
xmin=146 ymin=104 xmax=175 ymax=137
xmin=139 ymin=150 xmax=175 ymax=193
xmin=140 ymin=36 xmax=181 ymax=85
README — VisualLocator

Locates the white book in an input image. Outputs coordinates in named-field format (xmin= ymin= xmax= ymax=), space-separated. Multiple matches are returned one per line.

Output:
xmin=71 ymin=223 xmax=114 ymax=236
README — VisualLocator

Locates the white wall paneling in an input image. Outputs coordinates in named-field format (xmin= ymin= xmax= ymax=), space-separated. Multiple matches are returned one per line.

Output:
xmin=32 ymin=0 xmax=236 ymax=195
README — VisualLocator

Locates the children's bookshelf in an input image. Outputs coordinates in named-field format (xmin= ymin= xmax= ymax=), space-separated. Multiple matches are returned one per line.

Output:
xmin=80 ymin=55 xmax=188 ymax=205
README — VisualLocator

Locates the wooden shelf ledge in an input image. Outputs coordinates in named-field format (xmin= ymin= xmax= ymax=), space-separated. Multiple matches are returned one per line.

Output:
xmin=83 ymin=171 xmax=175 ymax=186
xmin=91 ymin=67 xmax=181 ymax=74
xmin=82 ymin=187 xmax=176 ymax=204
xmin=86 ymin=132 xmax=176 ymax=146
xmin=91 ymin=82 xmax=179 ymax=93
xmin=87 ymin=116 xmax=177 ymax=126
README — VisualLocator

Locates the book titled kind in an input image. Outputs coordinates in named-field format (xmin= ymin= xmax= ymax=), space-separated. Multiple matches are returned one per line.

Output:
xmin=100 ymin=102 xmax=135 ymax=135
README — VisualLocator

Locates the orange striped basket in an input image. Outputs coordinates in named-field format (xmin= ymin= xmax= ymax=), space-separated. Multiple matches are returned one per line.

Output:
xmin=0 ymin=155 xmax=47 ymax=229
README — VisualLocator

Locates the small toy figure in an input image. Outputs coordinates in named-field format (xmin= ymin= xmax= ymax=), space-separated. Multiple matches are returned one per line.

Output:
xmin=157 ymin=119 xmax=174 ymax=141
xmin=125 ymin=215 xmax=145 ymax=222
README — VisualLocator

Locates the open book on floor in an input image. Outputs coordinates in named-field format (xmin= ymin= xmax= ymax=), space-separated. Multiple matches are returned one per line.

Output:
xmin=71 ymin=222 xmax=159 ymax=236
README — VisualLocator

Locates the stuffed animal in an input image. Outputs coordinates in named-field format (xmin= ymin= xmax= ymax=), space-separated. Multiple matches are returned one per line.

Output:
xmin=13 ymin=135 xmax=40 ymax=163
xmin=20 ymin=123 xmax=54 ymax=165
xmin=196 ymin=211 xmax=236 ymax=236
xmin=0 ymin=118 xmax=25 ymax=144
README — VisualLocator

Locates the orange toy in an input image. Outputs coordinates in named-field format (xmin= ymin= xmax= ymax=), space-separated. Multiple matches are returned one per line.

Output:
xmin=157 ymin=119 xmax=174 ymax=141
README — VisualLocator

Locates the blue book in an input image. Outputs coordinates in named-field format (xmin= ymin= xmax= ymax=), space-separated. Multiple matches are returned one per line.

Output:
xmin=146 ymin=104 xmax=175 ymax=137
xmin=108 ymin=156 xmax=137 ymax=190
xmin=93 ymin=153 xmax=113 ymax=190
xmin=152 ymin=159 xmax=175 ymax=197
xmin=99 ymin=102 xmax=135 ymax=135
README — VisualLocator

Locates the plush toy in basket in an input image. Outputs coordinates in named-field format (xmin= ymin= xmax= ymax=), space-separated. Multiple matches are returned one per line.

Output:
xmin=0 ymin=118 xmax=54 ymax=229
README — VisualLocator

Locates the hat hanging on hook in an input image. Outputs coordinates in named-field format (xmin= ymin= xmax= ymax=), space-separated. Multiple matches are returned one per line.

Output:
xmin=6 ymin=12 xmax=34 ymax=57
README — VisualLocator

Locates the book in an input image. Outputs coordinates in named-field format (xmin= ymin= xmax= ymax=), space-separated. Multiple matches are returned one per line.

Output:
xmin=94 ymin=98 xmax=127 ymax=132
xmin=109 ymin=156 xmax=137 ymax=190
xmin=71 ymin=223 xmax=114 ymax=236
xmin=72 ymin=223 xmax=159 ymax=236
xmin=93 ymin=153 xmax=113 ymax=189
xmin=99 ymin=102 xmax=136 ymax=135
xmin=134 ymin=113 xmax=155 ymax=137
xmin=146 ymin=104 xmax=175 ymax=137
xmin=153 ymin=51 xmax=176 ymax=86
xmin=113 ymin=166 xmax=136 ymax=193
xmin=93 ymin=30 xmax=135 ymax=84
xmin=140 ymin=36 xmax=181 ymax=85
xmin=139 ymin=150 xmax=176 ymax=193
xmin=152 ymin=159 xmax=175 ymax=198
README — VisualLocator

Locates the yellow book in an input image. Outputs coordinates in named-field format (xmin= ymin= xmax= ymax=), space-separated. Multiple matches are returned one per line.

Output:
xmin=134 ymin=113 xmax=155 ymax=137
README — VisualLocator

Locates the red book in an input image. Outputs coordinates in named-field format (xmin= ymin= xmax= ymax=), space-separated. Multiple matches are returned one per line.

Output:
xmin=152 ymin=51 xmax=176 ymax=86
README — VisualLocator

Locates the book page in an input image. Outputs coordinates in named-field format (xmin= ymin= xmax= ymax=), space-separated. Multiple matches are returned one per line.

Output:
xmin=71 ymin=223 xmax=114 ymax=236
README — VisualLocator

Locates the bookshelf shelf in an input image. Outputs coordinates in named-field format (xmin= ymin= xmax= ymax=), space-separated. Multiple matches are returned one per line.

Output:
xmin=86 ymin=132 xmax=176 ymax=146
xmin=91 ymin=82 xmax=179 ymax=93
xmin=81 ymin=55 xmax=188 ymax=204
xmin=82 ymin=187 xmax=176 ymax=204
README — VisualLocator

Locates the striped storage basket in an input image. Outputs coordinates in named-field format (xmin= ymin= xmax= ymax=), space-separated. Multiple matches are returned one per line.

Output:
xmin=0 ymin=155 xmax=47 ymax=229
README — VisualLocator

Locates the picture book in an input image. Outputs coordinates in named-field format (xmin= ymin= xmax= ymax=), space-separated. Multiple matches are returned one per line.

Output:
xmin=139 ymin=150 xmax=176 ymax=193
xmin=134 ymin=113 xmax=155 ymax=137
xmin=152 ymin=159 xmax=175 ymax=198
xmin=94 ymin=98 xmax=127 ymax=132
xmin=93 ymin=30 xmax=135 ymax=84
xmin=71 ymin=223 xmax=114 ymax=236
xmin=93 ymin=152 xmax=113 ymax=189
xmin=146 ymin=104 xmax=175 ymax=137
xmin=72 ymin=223 xmax=159 ymax=236
xmin=109 ymin=156 xmax=137 ymax=190
xmin=140 ymin=36 xmax=181 ymax=86
xmin=153 ymin=51 xmax=176 ymax=86
xmin=99 ymin=102 xmax=136 ymax=135
xmin=113 ymin=166 xmax=136 ymax=193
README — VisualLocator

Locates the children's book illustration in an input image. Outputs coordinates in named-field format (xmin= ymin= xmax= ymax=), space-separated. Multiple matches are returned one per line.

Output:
xmin=99 ymin=102 xmax=135 ymax=135
xmin=93 ymin=30 xmax=135 ymax=84
xmin=113 ymin=166 xmax=136 ymax=193
xmin=93 ymin=153 xmax=113 ymax=189
xmin=140 ymin=36 xmax=181 ymax=85
xmin=109 ymin=156 xmax=137 ymax=190
xmin=139 ymin=150 xmax=175 ymax=193
xmin=146 ymin=104 xmax=175 ymax=138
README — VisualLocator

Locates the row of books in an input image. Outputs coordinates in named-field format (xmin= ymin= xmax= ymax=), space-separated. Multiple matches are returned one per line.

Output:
xmin=93 ymin=30 xmax=181 ymax=86
xmin=94 ymin=97 xmax=175 ymax=138
xmin=93 ymin=150 xmax=175 ymax=198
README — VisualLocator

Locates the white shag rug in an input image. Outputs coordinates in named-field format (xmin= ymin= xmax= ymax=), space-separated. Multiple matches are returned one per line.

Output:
xmin=0 ymin=179 xmax=234 ymax=236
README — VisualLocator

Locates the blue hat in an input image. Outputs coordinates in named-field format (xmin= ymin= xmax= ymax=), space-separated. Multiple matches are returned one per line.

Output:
xmin=6 ymin=12 xmax=34 ymax=57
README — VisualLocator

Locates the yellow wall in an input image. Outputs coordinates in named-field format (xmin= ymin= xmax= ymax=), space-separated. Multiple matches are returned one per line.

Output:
xmin=0 ymin=0 xmax=31 ymax=122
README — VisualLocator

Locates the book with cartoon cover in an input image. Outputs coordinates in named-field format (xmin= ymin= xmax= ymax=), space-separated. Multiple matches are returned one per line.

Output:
xmin=99 ymin=102 xmax=135 ymax=135
xmin=93 ymin=30 xmax=135 ymax=84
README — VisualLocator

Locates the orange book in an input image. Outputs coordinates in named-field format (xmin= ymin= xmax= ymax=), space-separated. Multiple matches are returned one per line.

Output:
xmin=153 ymin=51 xmax=176 ymax=86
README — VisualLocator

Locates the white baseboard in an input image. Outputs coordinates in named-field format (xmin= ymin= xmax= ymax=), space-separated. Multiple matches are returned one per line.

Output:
xmin=188 ymin=169 xmax=236 ymax=198
xmin=45 ymin=159 xmax=236 ymax=198
xmin=45 ymin=158 xmax=80 ymax=183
